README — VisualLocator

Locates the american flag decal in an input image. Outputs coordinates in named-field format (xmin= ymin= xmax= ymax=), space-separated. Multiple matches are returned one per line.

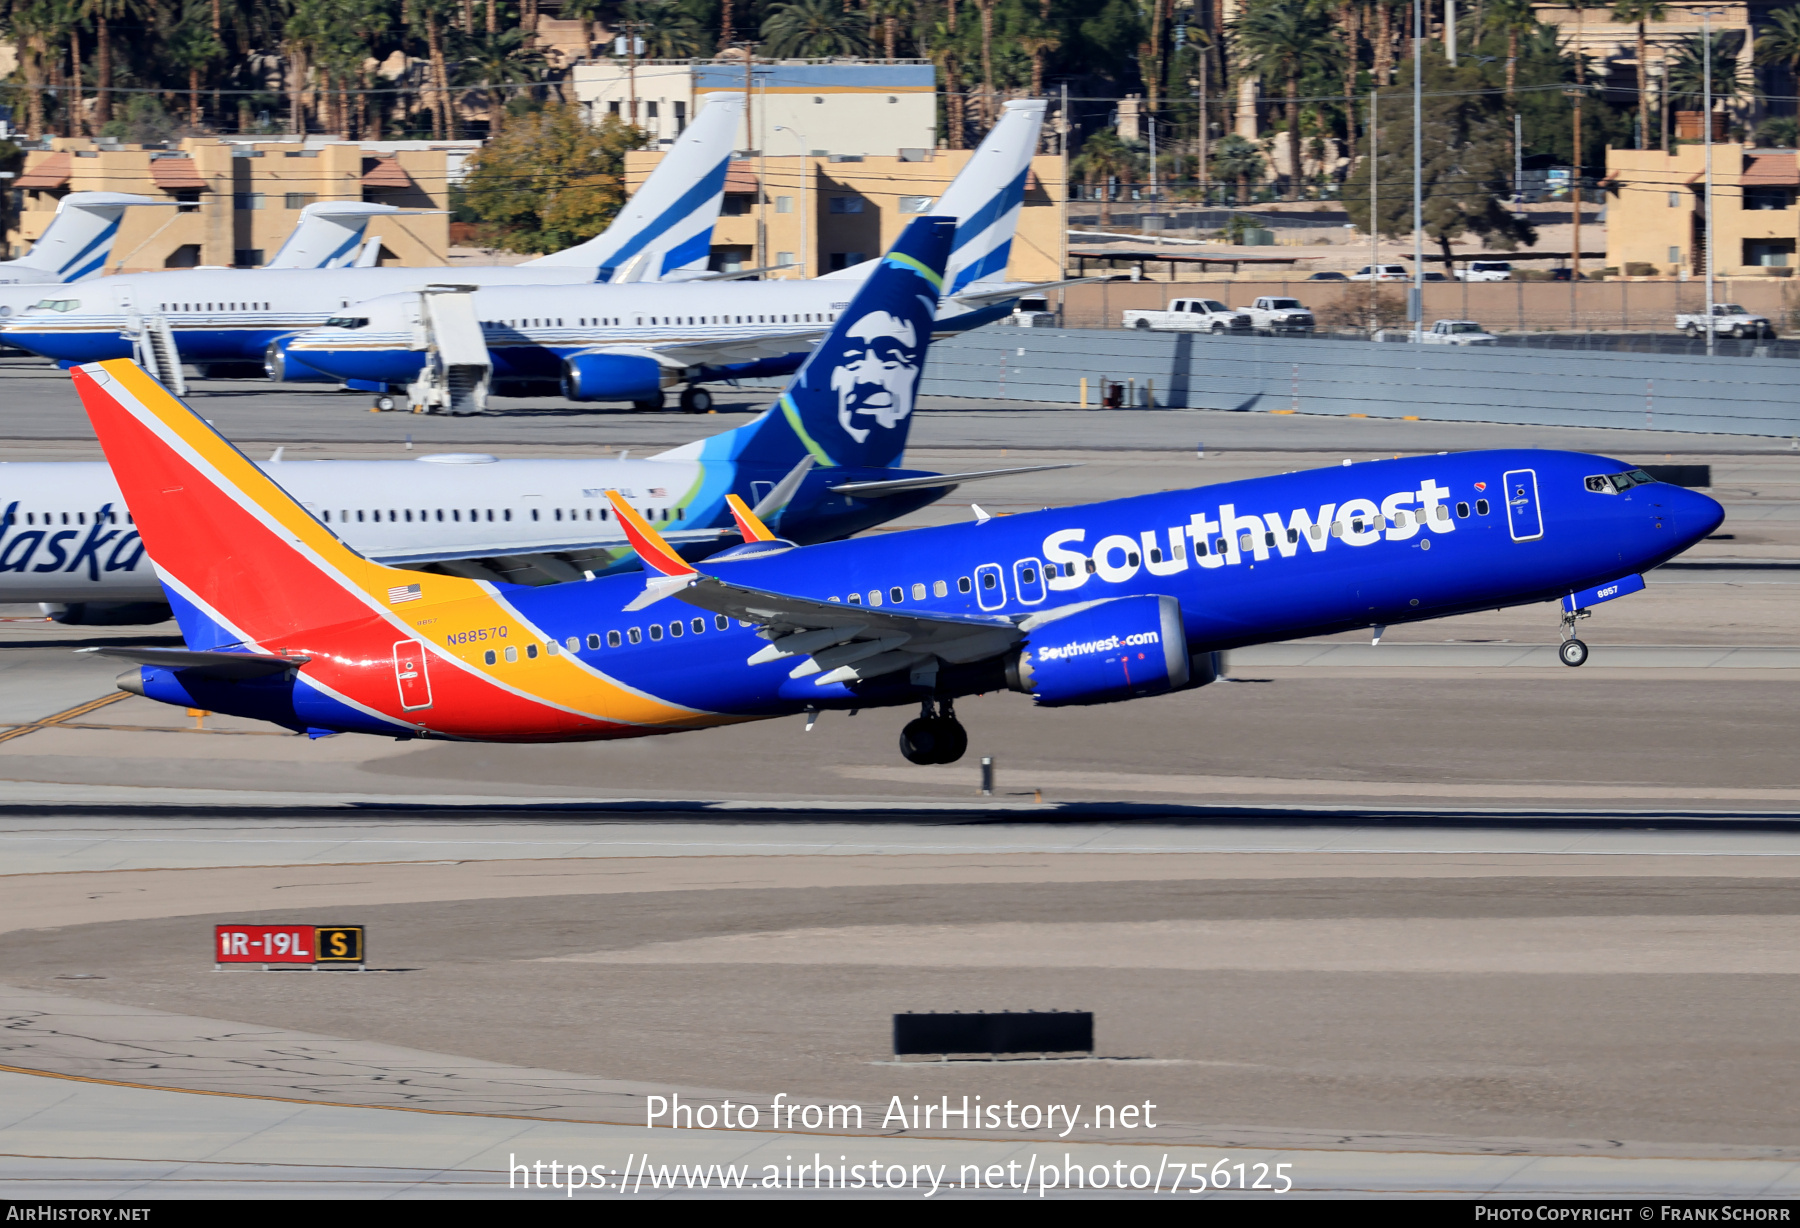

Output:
xmin=387 ymin=583 xmax=423 ymax=604
xmin=650 ymin=487 xmax=667 ymax=497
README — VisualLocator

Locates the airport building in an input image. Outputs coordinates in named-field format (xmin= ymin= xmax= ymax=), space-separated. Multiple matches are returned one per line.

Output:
xmin=625 ymin=147 xmax=1067 ymax=282
xmin=570 ymin=57 xmax=938 ymax=156
xmin=10 ymin=136 xmax=472 ymax=270
xmin=1606 ymin=143 xmax=1800 ymax=276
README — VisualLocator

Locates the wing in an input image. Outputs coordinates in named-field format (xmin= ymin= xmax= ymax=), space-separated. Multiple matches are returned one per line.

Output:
xmin=828 ymin=463 xmax=1078 ymax=498
xmin=80 ymin=646 xmax=309 ymax=679
xmin=571 ymin=329 xmax=824 ymax=372
xmin=675 ymin=573 xmax=1023 ymax=687
xmin=946 ymin=277 xmax=1102 ymax=310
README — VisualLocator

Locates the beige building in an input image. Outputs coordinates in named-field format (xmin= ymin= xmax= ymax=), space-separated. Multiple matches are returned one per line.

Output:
xmin=624 ymin=148 xmax=1067 ymax=283
xmin=11 ymin=137 xmax=472 ymax=271
xmin=1607 ymin=143 xmax=1799 ymax=276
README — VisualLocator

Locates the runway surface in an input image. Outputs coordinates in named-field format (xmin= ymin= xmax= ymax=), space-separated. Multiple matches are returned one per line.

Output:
xmin=6 ymin=361 xmax=1800 ymax=1198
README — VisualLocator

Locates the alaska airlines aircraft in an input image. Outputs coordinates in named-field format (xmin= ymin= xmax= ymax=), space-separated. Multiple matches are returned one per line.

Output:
xmin=2 ymin=222 xmax=1059 ymax=623
xmin=0 ymin=94 xmax=745 ymax=374
xmin=282 ymin=100 xmax=1049 ymax=411
xmin=72 ymin=217 xmax=1725 ymax=763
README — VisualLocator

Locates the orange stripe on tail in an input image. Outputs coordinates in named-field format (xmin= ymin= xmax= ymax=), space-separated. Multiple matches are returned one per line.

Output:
xmin=604 ymin=491 xmax=696 ymax=577
xmin=725 ymin=493 xmax=778 ymax=543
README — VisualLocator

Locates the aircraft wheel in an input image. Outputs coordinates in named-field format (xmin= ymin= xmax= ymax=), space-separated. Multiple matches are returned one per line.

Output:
xmin=372 ymin=394 xmax=396 ymax=412
xmin=899 ymin=718 xmax=942 ymax=765
xmin=930 ymin=717 xmax=968 ymax=764
xmin=1559 ymin=638 xmax=1590 ymax=667
xmin=679 ymin=385 xmax=713 ymax=413
xmin=632 ymin=391 xmax=666 ymax=412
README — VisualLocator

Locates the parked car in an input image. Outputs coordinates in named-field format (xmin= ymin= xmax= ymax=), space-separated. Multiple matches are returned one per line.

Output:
xmin=1675 ymin=303 xmax=1775 ymax=339
xmin=1378 ymin=319 xmax=1500 ymax=345
xmin=1456 ymin=260 xmax=1513 ymax=281
xmin=1122 ymin=298 xmax=1252 ymax=333
xmin=1350 ymin=264 xmax=1410 ymax=281
xmin=1236 ymin=296 xmax=1316 ymax=334
xmin=1421 ymin=271 xmax=1450 ymax=282
xmin=1306 ymin=270 xmax=1349 ymax=281
xmin=1007 ymin=294 xmax=1059 ymax=328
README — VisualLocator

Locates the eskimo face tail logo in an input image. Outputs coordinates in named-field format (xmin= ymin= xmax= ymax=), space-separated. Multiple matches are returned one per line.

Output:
xmin=830 ymin=311 xmax=921 ymax=444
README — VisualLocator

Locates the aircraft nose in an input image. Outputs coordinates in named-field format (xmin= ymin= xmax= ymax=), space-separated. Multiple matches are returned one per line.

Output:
xmin=1662 ymin=484 xmax=1725 ymax=547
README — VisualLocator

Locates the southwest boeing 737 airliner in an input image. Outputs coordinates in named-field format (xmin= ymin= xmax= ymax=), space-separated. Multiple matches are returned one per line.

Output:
xmin=72 ymin=217 xmax=1725 ymax=764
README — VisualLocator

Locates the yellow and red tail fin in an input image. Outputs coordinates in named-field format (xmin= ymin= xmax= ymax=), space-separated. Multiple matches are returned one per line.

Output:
xmin=69 ymin=359 xmax=483 ymax=650
xmin=724 ymin=493 xmax=778 ymax=543
xmin=604 ymin=490 xmax=698 ymax=578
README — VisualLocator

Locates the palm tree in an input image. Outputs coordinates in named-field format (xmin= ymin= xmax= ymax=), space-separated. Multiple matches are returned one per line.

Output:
xmin=760 ymin=0 xmax=872 ymax=57
xmin=1210 ymin=132 xmax=1266 ymax=203
xmin=867 ymin=0 xmax=912 ymax=61
xmin=1015 ymin=15 xmax=1060 ymax=98
xmin=461 ymin=26 xmax=547 ymax=132
xmin=1665 ymin=30 xmax=1758 ymax=117
xmin=1233 ymin=0 xmax=1340 ymax=199
xmin=168 ymin=1 xmax=225 ymax=128
xmin=1611 ymin=0 xmax=1666 ymax=150
xmin=562 ymin=0 xmax=606 ymax=58
xmin=623 ymin=0 xmax=704 ymax=57
xmin=1756 ymin=6 xmax=1800 ymax=135
xmin=1073 ymin=128 xmax=1141 ymax=223
xmin=404 ymin=0 xmax=460 ymax=138
xmin=973 ymin=0 xmax=996 ymax=129
xmin=1483 ymin=0 xmax=1535 ymax=101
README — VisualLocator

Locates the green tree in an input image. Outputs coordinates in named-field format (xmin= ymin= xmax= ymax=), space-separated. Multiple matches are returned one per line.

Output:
xmin=1345 ymin=51 xmax=1535 ymax=269
xmin=1209 ymin=133 xmax=1266 ymax=203
xmin=461 ymin=104 xmax=649 ymax=253
xmin=1072 ymin=126 xmax=1141 ymax=222
xmin=460 ymin=25 xmax=546 ymax=133
xmin=1482 ymin=0 xmax=1537 ymax=101
xmin=623 ymin=0 xmax=704 ymax=57
xmin=760 ymin=0 xmax=872 ymax=57
xmin=1611 ymin=0 xmax=1665 ymax=150
xmin=1233 ymin=0 xmax=1341 ymax=199
xmin=1665 ymin=29 xmax=1757 ymax=115
xmin=168 ymin=1 xmax=226 ymax=127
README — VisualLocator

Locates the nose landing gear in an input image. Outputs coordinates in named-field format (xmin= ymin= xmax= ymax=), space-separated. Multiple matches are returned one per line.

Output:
xmin=899 ymin=698 xmax=968 ymax=765
xmin=1559 ymin=607 xmax=1591 ymax=667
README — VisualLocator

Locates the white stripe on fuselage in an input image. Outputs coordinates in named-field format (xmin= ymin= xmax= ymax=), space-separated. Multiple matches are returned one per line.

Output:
xmin=0 ymin=456 xmax=704 ymax=601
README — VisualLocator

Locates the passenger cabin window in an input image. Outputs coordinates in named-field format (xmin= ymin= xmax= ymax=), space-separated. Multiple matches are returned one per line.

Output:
xmin=1456 ymin=502 xmax=1470 ymax=517
xmin=958 ymin=577 xmax=972 ymax=593
xmin=715 ymin=615 xmax=729 ymax=629
xmin=1476 ymin=499 xmax=1490 ymax=515
xmin=588 ymin=634 xmax=603 ymax=649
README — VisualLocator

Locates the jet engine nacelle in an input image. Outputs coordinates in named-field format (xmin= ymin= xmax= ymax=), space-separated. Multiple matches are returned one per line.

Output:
xmin=1004 ymin=594 xmax=1196 ymax=707
xmin=560 ymin=352 xmax=672 ymax=402
xmin=264 ymin=336 xmax=339 ymax=383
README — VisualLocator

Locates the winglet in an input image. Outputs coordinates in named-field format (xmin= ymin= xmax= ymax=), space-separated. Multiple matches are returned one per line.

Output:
xmin=725 ymin=493 xmax=778 ymax=543
xmin=605 ymin=490 xmax=697 ymax=579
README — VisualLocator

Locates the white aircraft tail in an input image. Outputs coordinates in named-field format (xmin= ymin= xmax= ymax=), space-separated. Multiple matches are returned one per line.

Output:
xmin=524 ymin=92 xmax=744 ymax=280
xmin=818 ymin=100 xmax=1046 ymax=294
xmin=265 ymin=202 xmax=416 ymax=270
xmin=4 ymin=192 xmax=165 ymax=284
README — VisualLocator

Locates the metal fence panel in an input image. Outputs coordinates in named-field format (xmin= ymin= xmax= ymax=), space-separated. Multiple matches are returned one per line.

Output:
xmin=902 ymin=328 xmax=1800 ymax=436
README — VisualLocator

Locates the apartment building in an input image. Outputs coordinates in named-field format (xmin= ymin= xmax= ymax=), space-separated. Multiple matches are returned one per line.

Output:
xmin=12 ymin=136 xmax=472 ymax=270
xmin=1607 ymin=142 xmax=1799 ymax=276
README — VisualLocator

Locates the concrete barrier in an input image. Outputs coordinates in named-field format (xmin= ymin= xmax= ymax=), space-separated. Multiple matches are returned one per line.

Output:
xmin=908 ymin=327 xmax=1800 ymax=436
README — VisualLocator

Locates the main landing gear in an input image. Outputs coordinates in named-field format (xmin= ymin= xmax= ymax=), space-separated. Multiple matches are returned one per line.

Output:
xmin=900 ymin=698 xmax=968 ymax=765
xmin=679 ymin=385 xmax=713 ymax=414
xmin=1559 ymin=607 xmax=1591 ymax=667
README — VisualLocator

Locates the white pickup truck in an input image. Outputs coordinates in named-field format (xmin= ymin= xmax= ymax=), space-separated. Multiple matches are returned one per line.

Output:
xmin=1236 ymin=296 xmax=1316 ymax=334
xmin=1378 ymin=319 xmax=1499 ymax=345
xmin=1122 ymin=297 xmax=1252 ymax=333
xmin=1676 ymin=303 xmax=1775 ymax=339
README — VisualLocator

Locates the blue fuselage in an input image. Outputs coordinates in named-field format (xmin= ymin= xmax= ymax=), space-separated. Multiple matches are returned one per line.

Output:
xmin=150 ymin=449 xmax=1724 ymax=736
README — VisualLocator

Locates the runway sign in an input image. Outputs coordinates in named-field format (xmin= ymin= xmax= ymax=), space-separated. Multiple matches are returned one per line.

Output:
xmin=214 ymin=924 xmax=364 ymax=965
xmin=894 ymin=1011 xmax=1093 ymax=1056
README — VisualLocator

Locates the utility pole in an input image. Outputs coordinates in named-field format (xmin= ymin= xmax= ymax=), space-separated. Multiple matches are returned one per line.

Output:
xmin=1570 ymin=2 xmax=1585 ymax=287
xmin=1691 ymin=8 xmax=1721 ymax=356
xmin=1370 ymin=90 xmax=1379 ymax=331
xmin=775 ymin=124 xmax=809 ymax=277
xmin=1446 ymin=0 xmax=1456 ymax=66
xmin=1514 ymin=112 xmax=1522 ymax=199
xmin=1411 ymin=0 xmax=1423 ymax=326
xmin=1197 ymin=55 xmax=1209 ymax=204
xmin=626 ymin=23 xmax=639 ymax=123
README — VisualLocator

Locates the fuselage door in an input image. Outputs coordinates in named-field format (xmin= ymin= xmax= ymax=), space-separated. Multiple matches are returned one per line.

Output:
xmin=974 ymin=562 xmax=1007 ymax=611
xmin=1012 ymin=557 xmax=1046 ymax=605
xmin=1502 ymin=468 xmax=1544 ymax=542
xmin=392 ymin=639 xmax=433 ymax=710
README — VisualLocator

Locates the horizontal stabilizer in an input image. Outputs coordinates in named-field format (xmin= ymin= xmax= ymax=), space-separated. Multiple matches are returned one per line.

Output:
xmin=80 ymin=645 xmax=309 ymax=679
xmin=948 ymin=277 xmax=1101 ymax=310
xmin=829 ymin=463 xmax=1078 ymax=498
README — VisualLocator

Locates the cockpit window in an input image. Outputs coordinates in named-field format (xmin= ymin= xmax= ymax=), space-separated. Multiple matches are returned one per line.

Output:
xmin=325 ymin=316 xmax=369 ymax=329
xmin=1585 ymin=469 xmax=1659 ymax=494
xmin=29 ymin=299 xmax=80 ymax=313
